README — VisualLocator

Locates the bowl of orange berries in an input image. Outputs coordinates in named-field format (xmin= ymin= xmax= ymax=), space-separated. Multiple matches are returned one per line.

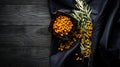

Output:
xmin=48 ymin=11 xmax=78 ymax=40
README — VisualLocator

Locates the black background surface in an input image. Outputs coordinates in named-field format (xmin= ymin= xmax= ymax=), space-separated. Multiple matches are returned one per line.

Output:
xmin=0 ymin=0 xmax=51 ymax=67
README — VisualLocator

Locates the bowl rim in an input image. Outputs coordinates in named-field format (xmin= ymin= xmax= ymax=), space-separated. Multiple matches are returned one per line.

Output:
xmin=48 ymin=11 xmax=78 ymax=40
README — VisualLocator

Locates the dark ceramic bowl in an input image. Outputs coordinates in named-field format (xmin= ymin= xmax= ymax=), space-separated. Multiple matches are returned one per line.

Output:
xmin=48 ymin=11 xmax=78 ymax=40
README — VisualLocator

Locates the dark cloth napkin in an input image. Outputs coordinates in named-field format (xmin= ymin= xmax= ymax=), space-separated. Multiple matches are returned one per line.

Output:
xmin=48 ymin=0 xmax=120 ymax=67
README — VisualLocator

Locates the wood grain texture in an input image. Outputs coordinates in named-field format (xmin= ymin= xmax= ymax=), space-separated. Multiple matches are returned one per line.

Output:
xmin=0 ymin=0 xmax=48 ymax=5
xmin=0 ymin=0 xmax=51 ymax=67
xmin=0 ymin=5 xmax=50 ymax=25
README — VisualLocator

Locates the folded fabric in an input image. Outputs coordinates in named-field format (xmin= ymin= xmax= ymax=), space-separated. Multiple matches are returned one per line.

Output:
xmin=48 ymin=0 xmax=120 ymax=67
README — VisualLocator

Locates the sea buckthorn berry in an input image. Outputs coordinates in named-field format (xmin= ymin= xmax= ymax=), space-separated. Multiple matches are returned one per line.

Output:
xmin=53 ymin=15 xmax=73 ymax=36
xmin=75 ymin=53 xmax=78 ymax=56
xmin=65 ymin=45 xmax=70 ymax=49
xmin=76 ymin=57 xmax=79 ymax=60
xmin=79 ymin=58 xmax=83 ymax=60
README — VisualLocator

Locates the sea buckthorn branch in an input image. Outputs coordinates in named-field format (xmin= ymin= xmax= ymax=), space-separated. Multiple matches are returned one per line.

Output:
xmin=70 ymin=0 xmax=93 ymax=61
